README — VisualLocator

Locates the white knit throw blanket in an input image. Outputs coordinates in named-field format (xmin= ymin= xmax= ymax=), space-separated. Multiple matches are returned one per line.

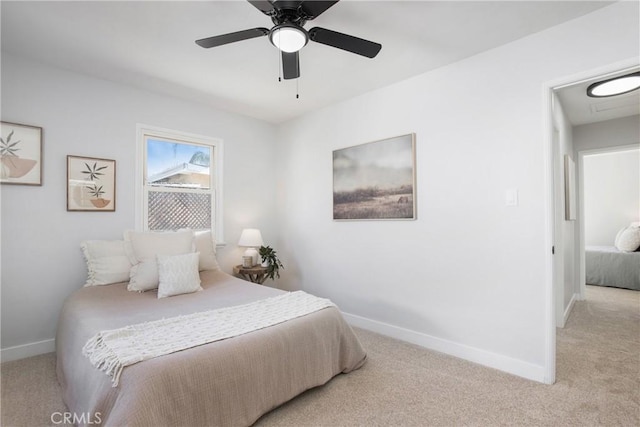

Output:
xmin=83 ymin=291 xmax=335 ymax=387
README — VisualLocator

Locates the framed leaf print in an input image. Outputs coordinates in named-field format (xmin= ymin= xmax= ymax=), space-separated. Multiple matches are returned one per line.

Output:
xmin=1 ymin=121 xmax=43 ymax=186
xmin=67 ymin=155 xmax=116 ymax=212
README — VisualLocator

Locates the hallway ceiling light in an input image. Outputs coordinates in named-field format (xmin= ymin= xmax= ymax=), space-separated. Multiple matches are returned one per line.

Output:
xmin=586 ymin=72 xmax=640 ymax=97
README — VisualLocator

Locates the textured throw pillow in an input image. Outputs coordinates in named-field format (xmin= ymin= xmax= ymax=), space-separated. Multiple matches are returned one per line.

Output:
xmin=194 ymin=229 xmax=220 ymax=271
xmin=81 ymin=240 xmax=132 ymax=286
xmin=615 ymin=227 xmax=640 ymax=252
xmin=125 ymin=229 xmax=195 ymax=292
xmin=157 ymin=252 xmax=202 ymax=298
xmin=614 ymin=227 xmax=627 ymax=247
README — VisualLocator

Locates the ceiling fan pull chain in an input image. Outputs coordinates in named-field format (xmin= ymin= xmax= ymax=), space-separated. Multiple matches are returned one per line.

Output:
xmin=278 ymin=49 xmax=282 ymax=82
xmin=296 ymin=51 xmax=300 ymax=99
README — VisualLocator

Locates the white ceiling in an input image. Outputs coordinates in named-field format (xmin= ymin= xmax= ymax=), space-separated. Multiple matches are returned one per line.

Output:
xmin=555 ymin=69 xmax=640 ymax=126
xmin=1 ymin=1 xmax=615 ymax=124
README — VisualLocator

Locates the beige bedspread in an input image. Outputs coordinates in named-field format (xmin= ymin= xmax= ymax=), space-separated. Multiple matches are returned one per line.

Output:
xmin=56 ymin=270 xmax=366 ymax=426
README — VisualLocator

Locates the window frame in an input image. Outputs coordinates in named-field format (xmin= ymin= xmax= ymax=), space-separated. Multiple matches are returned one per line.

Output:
xmin=135 ymin=124 xmax=224 ymax=245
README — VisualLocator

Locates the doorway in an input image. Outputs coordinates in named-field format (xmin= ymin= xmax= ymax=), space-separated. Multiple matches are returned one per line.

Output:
xmin=579 ymin=145 xmax=640 ymax=294
xmin=543 ymin=59 xmax=640 ymax=384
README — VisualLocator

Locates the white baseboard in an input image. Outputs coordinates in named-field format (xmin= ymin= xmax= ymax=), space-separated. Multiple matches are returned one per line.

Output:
xmin=1 ymin=315 xmax=552 ymax=383
xmin=343 ymin=312 xmax=546 ymax=383
xmin=563 ymin=293 xmax=578 ymax=325
xmin=1 ymin=339 xmax=55 ymax=363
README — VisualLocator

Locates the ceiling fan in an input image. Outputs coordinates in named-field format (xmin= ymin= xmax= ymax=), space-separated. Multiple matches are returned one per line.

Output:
xmin=195 ymin=0 xmax=382 ymax=80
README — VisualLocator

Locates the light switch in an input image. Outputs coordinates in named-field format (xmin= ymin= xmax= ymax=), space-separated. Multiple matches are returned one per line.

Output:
xmin=505 ymin=189 xmax=518 ymax=207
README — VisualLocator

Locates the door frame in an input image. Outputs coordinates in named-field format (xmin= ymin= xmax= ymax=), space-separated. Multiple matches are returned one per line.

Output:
xmin=541 ymin=57 xmax=639 ymax=385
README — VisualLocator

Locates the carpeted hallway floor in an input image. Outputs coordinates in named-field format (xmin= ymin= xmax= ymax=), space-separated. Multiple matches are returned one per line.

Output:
xmin=2 ymin=285 xmax=638 ymax=426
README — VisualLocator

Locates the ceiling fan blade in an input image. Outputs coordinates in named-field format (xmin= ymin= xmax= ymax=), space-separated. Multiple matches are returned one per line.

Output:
xmin=309 ymin=27 xmax=381 ymax=58
xmin=247 ymin=1 xmax=276 ymax=15
xmin=282 ymin=51 xmax=300 ymax=80
xmin=195 ymin=28 xmax=269 ymax=48
xmin=300 ymin=1 xmax=339 ymax=19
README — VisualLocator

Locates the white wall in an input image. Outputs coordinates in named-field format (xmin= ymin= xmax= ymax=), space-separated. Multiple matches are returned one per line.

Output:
xmin=583 ymin=149 xmax=640 ymax=245
xmin=0 ymin=54 xmax=279 ymax=359
xmin=275 ymin=2 xmax=639 ymax=382
xmin=574 ymin=116 xmax=640 ymax=245
xmin=574 ymin=115 xmax=640 ymax=152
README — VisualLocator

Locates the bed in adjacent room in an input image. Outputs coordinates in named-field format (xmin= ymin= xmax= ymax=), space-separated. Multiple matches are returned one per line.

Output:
xmin=585 ymin=225 xmax=640 ymax=291
xmin=585 ymin=246 xmax=640 ymax=290
xmin=56 ymin=230 xmax=366 ymax=426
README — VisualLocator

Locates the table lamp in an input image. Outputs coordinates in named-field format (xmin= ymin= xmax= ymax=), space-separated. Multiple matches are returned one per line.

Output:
xmin=238 ymin=228 xmax=264 ymax=266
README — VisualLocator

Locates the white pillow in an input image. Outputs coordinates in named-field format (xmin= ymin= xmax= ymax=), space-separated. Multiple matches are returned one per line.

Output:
xmin=157 ymin=252 xmax=202 ymax=299
xmin=81 ymin=240 xmax=132 ymax=286
xmin=614 ymin=227 xmax=627 ymax=247
xmin=194 ymin=229 xmax=220 ymax=271
xmin=615 ymin=227 xmax=640 ymax=252
xmin=125 ymin=229 xmax=195 ymax=292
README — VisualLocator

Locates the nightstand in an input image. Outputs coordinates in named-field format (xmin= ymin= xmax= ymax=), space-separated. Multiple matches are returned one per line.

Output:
xmin=233 ymin=265 xmax=268 ymax=284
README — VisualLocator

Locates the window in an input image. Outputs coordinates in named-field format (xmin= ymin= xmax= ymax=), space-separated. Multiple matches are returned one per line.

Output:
xmin=136 ymin=124 xmax=223 ymax=242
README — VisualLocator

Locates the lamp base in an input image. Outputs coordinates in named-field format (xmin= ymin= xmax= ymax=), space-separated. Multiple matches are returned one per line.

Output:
xmin=243 ymin=247 xmax=259 ymax=266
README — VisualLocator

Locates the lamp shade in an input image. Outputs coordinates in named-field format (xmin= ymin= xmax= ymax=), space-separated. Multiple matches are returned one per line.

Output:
xmin=238 ymin=229 xmax=264 ymax=247
xmin=269 ymin=24 xmax=308 ymax=53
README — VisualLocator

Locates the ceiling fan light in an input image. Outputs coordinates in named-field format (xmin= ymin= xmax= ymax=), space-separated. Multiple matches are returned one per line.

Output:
xmin=587 ymin=72 xmax=640 ymax=97
xmin=270 ymin=25 xmax=308 ymax=53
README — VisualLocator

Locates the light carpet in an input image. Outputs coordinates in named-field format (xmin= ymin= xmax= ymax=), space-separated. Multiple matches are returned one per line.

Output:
xmin=2 ymin=285 xmax=638 ymax=426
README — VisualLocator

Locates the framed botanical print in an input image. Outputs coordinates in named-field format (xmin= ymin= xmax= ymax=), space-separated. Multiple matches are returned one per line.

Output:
xmin=67 ymin=155 xmax=116 ymax=212
xmin=0 ymin=121 xmax=43 ymax=185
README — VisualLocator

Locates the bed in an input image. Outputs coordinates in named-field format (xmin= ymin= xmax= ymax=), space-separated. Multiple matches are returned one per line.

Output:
xmin=56 ymin=269 xmax=367 ymax=426
xmin=585 ymin=246 xmax=640 ymax=290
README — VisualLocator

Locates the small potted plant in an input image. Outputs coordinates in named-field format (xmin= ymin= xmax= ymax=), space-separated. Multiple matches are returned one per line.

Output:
xmin=259 ymin=246 xmax=284 ymax=280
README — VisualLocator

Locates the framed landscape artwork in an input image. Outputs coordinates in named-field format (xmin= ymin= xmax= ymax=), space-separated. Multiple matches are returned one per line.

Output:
xmin=333 ymin=133 xmax=416 ymax=220
xmin=0 ymin=121 xmax=43 ymax=186
xmin=67 ymin=155 xmax=116 ymax=212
